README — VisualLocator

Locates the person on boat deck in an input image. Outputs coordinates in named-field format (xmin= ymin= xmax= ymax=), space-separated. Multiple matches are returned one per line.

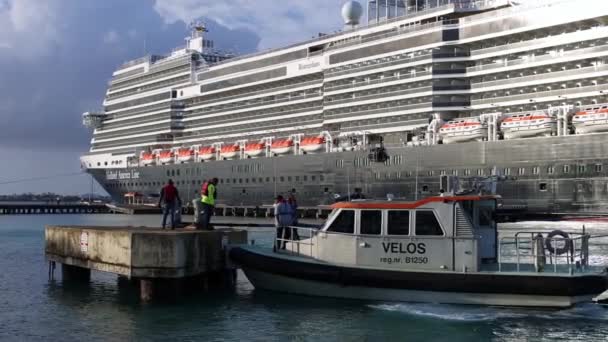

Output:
xmin=274 ymin=195 xmax=294 ymax=249
xmin=200 ymin=178 xmax=218 ymax=230
xmin=287 ymin=193 xmax=300 ymax=240
xmin=158 ymin=179 xmax=181 ymax=230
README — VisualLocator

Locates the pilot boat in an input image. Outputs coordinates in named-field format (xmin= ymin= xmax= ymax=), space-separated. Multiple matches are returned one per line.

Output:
xmin=230 ymin=195 xmax=608 ymax=308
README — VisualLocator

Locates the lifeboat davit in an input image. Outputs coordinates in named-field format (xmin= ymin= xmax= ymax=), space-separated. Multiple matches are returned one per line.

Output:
xmin=198 ymin=146 xmax=216 ymax=161
xmin=221 ymin=145 xmax=240 ymax=159
xmin=439 ymin=118 xmax=487 ymax=144
xmin=244 ymin=142 xmax=265 ymax=158
xmin=158 ymin=150 xmax=175 ymax=164
xmin=140 ymin=152 xmax=156 ymax=166
xmin=500 ymin=111 xmax=556 ymax=140
xmin=177 ymin=148 xmax=194 ymax=163
xmin=300 ymin=136 xmax=326 ymax=153
xmin=270 ymin=139 xmax=294 ymax=155
xmin=573 ymin=104 xmax=608 ymax=134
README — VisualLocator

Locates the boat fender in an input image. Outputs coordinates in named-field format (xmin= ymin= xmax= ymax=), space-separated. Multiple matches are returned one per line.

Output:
xmin=544 ymin=230 xmax=574 ymax=256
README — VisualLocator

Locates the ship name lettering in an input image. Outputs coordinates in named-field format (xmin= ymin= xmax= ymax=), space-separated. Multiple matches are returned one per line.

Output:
xmin=382 ymin=242 xmax=426 ymax=255
xmin=298 ymin=62 xmax=320 ymax=70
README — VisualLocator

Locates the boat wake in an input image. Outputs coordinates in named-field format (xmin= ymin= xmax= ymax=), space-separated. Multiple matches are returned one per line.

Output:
xmin=369 ymin=303 xmax=608 ymax=322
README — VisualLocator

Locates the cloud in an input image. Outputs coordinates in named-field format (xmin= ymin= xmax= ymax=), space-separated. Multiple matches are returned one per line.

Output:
xmin=0 ymin=0 xmax=63 ymax=58
xmin=153 ymin=0 xmax=345 ymax=49
xmin=0 ymin=0 xmax=260 ymax=194
xmin=103 ymin=30 xmax=120 ymax=44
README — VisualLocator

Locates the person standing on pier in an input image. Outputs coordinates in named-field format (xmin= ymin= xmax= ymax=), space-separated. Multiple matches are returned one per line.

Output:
xmin=200 ymin=178 xmax=218 ymax=230
xmin=158 ymin=179 xmax=181 ymax=230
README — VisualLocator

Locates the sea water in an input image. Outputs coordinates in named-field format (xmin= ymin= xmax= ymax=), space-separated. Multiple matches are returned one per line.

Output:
xmin=1 ymin=215 xmax=607 ymax=341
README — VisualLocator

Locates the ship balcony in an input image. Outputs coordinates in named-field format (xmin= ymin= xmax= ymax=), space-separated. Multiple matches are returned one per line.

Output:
xmin=109 ymin=62 xmax=191 ymax=89
xmin=101 ymin=114 xmax=176 ymax=131
xmin=471 ymin=83 xmax=608 ymax=107
xmin=106 ymin=74 xmax=190 ymax=100
xmin=471 ymin=63 xmax=608 ymax=91
xmin=324 ymin=101 xmax=433 ymax=121
xmin=469 ymin=26 xmax=608 ymax=59
xmin=325 ymin=51 xmax=468 ymax=79
xmin=325 ymin=69 xmax=435 ymax=93
xmin=188 ymin=93 xmax=323 ymax=118
xmin=188 ymin=79 xmax=322 ymax=108
xmin=185 ymin=105 xmax=324 ymax=128
xmin=94 ymin=124 xmax=173 ymax=141
xmin=467 ymin=43 xmax=608 ymax=75
xmin=327 ymin=85 xmax=433 ymax=107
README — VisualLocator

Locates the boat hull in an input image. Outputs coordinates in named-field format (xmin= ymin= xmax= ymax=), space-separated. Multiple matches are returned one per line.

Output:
xmin=230 ymin=246 xmax=608 ymax=308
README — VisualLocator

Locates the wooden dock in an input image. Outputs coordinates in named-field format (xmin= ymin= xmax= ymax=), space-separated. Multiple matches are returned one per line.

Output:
xmin=45 ymin=225 xmax=247 ymax=301
xmin=0 ymin=203 xmax=109 ymax=215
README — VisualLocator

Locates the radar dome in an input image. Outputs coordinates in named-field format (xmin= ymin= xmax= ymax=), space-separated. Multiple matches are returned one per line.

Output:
xmin=342 ymin=1 xmax=363 ymax=26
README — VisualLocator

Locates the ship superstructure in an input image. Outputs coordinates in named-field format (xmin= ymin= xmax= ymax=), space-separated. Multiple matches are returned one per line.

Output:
xmin=82 ymin=0 xmax=608 ymax=213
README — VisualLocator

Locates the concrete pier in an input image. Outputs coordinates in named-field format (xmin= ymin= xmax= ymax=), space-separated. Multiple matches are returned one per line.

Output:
xmin=45 ymin=225 xmax=247 ymax=301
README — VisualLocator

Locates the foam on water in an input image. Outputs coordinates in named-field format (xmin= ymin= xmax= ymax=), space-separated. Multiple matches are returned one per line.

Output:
xmin=369 ymin=302 xmax=608 ymax=322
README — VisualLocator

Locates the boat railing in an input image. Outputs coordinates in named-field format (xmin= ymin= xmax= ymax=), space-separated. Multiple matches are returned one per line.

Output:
xmin=275 ymin=226 xmax=319 ymax=257
xmin=498 ymin=231 xmax=608 ymax=274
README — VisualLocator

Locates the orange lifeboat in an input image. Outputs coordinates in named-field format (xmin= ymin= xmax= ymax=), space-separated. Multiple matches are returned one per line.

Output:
xmin=573 ymin=104 xmax=608 ymax=134
xmin=439 ymin=118 xmax=487 ymax=144
xmin=270 ymin=139 xmax=294 ymax=155
xmin=198 ymin=146 xmax=216 ymax=161
xmin=220 ymin=145 xmax=240 ymax=159
xmin=140 ymin=152 xmax=156 ymax=166
xmin=300 ymin=136 xmax=326 ymax=153
xmin=159 ymin=150 xmax=175 ymax=164
xmin=177 ymin=148 xmax=195 ymax=163
xmin=500 ymin=111 xmax=556 ymax=140
xmin=244 ymin=142 xmax=265 ymax=158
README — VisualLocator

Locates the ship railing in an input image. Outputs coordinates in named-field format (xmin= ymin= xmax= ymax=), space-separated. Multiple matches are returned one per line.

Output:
xmin=472 ymin=83 xmax=608 ymax=107
xmin=498 ymin=231 xmax=608 ymax=274
xmin=275 ymin=226 xmax=319 ymax=257
xmin=468 ymin=43 xmax=608 ymax=73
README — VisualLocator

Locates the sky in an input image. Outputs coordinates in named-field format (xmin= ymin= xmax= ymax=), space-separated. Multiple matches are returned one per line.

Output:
xmin=0 ymin=0 xmax=345 ymax=195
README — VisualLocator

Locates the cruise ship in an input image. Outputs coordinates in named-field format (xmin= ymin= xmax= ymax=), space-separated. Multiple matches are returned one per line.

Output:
xmin=82 ymin=0 xmax=608 ymax=213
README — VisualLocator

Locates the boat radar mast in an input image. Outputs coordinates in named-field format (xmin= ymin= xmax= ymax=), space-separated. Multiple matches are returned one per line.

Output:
xmin=186 ymin=20 xmax=212 ymax=53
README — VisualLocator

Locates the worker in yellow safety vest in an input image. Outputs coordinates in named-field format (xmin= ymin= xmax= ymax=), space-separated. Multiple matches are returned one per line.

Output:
xmin=200 ymin=178 xmax=218 ymax=230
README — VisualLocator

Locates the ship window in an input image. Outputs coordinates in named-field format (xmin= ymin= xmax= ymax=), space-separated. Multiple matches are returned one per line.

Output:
xmin=533 ymin=167 xmax=540 ymax=175
xmin=539 ymin=183 xmax=548 ymax=191
xmin=548 ymin=166 xmax=555 ymax=174
xmin=596 ymin=164 xmax=603 ymax=172
xmin=266 ymin=177 xmax=271 ymax=182
xmin=387 ymin=211 xmax=410 ymax=235
xmin=287 ymin=176 xmax=292 ymax=182
xmin=518 ymin=168 xmax=525 ymax=176
xmin=327 ymin=210 xmax=355 ymax=234
xmin=280 ymin=176 xmax=285 ymax=182
xmin=360 ymin=210 xmax=382 ymax=235
xmin=311 ymin=176 xmax=316 ymax=181
xmin=166 ymin=171 xmax=170 ymax=177
xmin=295 ymin=176 xmax=300 ymax=182
xmin=564 ymin=165 xmax=571 ymax=173
xmin=303 ymin=175 xmax=308 ymax=181
xmin=578 ymin=165 xmax=586 ymax=173
xmin=415 ymin=211 xmax=444 ymax=236
xmin=422 ymin=185 xmax=429 ymax=193
xmin=239 ymin=179 xmax=243 ymax=184
xmin=320 ymin=175 xmax=325 ymax=181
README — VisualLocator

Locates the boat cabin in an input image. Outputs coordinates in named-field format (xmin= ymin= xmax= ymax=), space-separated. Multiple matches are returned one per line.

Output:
xmin=283 ymin=196 xmax=498 ymax=272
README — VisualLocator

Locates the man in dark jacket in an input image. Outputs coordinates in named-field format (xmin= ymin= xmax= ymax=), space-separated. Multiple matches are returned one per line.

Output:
xmin=158 ymin=179 xmax=181 ymax=230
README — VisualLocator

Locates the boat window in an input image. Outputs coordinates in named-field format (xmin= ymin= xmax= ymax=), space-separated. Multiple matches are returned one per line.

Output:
xmin=387 ymin=211 xmax=410 ymax=235
xmin=327 ymin=210 xmax=355 ymax=234
xmin=415 ymin=211 xmax=443 ymax=236
xmin=360 ymin=210 xmax=382 ymax=235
